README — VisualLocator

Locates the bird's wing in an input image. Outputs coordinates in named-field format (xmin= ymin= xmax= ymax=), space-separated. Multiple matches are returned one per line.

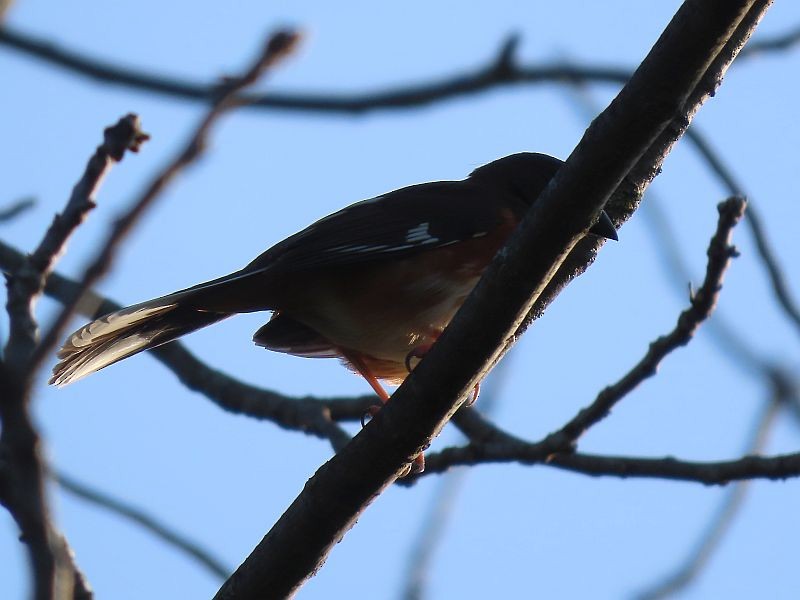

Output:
xmin=245 ymin=180 xmax=515 ymax=273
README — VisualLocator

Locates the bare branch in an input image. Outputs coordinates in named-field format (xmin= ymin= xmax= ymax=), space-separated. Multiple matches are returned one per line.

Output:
xmin=54 ymin=471 xmax=230 ymax=580
xmin=212 ymin=3 xmax=768 ymax=598
xmin=2 ymin=22 xmax=797 ymax=114
xmin=687 ymin=128 xmax=800 ymax=342
xmin=546 ymin=448 xmax=800 ymax=484
xmin=0 ymin=367 xmax=92 ymax=599
xmin=551 ymin=197 xmax=746 ymax=445
xmin=0 ymin=197 xmax=35 ymax=222
xmin=4 ymin=114 xmax=147 ymax=372
xmin=419 ymin=418 xmax=800 ymax=485
xmin=0 ymin=114 xmax=146 ymax=600
xmin=28 ymin=29 xmax=300 ymax=378
xmin=557 ymin=64 xmax=773 ymax=378
xmin=0 ymin=26 xmax=627 ymax=112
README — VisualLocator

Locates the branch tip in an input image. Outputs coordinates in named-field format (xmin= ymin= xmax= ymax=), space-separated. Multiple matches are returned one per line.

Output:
xmin=103 ymin=113 xmax=149 ymax=160
xmin=265 ymin=28 xmax=302 ymax=62
xmin=495 ymin=33 xmax=521 ymax=74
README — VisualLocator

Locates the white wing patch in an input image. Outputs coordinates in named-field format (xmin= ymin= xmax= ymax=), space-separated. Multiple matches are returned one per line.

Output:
xmin=405 ymin=223 xmax=439 ymax=244
xmin=324 ymin=221 xmax=449 ymax=257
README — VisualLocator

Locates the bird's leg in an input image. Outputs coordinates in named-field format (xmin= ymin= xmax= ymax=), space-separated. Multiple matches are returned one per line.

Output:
xmin=341 ymin=348 xmax=425 ymax=474
xmin=341 ymin=349 xmax=390 ymax=427
xmin=344 ymin=351 xmax=390 ymax=404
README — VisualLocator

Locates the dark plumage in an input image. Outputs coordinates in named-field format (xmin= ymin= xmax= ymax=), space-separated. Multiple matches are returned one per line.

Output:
xmin=51 ymin=152 xmax=617 ymax=394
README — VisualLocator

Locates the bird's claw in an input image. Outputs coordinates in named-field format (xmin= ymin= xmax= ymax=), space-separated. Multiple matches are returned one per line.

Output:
xmin=360 ymin=403 xmax=382 ymax=427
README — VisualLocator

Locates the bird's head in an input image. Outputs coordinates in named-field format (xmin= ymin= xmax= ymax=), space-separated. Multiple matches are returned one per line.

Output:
xmin=470 ymin=152 xmax=617 ymax=240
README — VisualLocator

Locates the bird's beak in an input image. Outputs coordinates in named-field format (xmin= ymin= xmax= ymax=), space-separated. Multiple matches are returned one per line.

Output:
xmin=590 ymin=210 xmax=618 ymax=241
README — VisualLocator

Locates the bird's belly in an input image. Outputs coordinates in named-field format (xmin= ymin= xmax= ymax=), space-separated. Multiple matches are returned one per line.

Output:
xmin=280 ymin=262 xmax=487 ymax=380
xmin=329 ymin=273 xmax=478 ymax=359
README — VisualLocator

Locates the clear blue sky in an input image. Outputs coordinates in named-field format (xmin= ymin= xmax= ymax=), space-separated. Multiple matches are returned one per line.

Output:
xmin=2 ymin=1 xmax=800 ymax=598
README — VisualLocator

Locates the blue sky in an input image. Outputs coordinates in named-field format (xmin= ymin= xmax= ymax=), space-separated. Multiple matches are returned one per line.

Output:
xmin=2 ymin=2 xmax=800 ymax=599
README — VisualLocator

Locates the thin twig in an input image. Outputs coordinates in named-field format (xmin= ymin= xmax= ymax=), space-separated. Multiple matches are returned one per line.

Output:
xmin=548 ymin=198 xmax=746 ymax=447
xmin=635 ymin=393 xmax=781 ymax=600
xmin=544 ymin=447 xmax=800 ymax=483
xmin=0 ymin=197 xmax=35 ymax=222
xmin=54 ymin=470 xmax=230 ymax=580
xmin=686 ymin=127 xmax=800 ymax=342
xmin=28 ymin=29 xmax=300 ymax=378
xmin=4 ymin=114 xmax=146 ymax=372
xmin=413 ymin=441 xmax=800 ymax=483
xmin=557 ymin=64 xmax=770 ymax=377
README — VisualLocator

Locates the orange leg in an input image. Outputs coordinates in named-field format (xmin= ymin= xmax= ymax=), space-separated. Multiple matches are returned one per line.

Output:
xmin=340 ymin=348 xmax=425 ymax=474
xmin=340 ymin=349 xmax=390 ymax=403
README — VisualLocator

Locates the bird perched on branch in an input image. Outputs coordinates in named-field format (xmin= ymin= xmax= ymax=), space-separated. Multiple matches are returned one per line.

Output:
xmin=51 ymin=152 xmax=617 ymax=407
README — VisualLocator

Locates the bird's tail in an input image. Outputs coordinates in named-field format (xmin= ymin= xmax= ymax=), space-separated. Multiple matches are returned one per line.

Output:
xmin=49 ymin=295 xmax=230 ymax=387
xmin=49 ymin=268 xmax=273 ymax=386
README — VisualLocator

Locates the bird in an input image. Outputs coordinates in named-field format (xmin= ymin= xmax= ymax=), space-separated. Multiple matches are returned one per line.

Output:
xmin=51 ymin=153 xmax=617 ymax=402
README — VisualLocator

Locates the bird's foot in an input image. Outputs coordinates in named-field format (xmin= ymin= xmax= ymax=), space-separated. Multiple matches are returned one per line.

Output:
xmin=404 ymin=343 xmax=434 ymax=373
xmin=360 ymin=403 xmax=383 ymax=428
xmin=465 ymin=381 xmax=481 ymax=407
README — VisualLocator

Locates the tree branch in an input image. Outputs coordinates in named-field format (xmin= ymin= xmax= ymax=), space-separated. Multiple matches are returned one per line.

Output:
xmin=0 ymin=25 xmax=627 ymax=111
xmin=547 ymin=449 xmax=800 ymax=484
xmin=2 ymin=23 xmax=796 ymax=115
xmin=0 ymin=197 xmax=35 ymax=222
xmin=0 ymin=114 xmax=146 ymax=600
xmin=4 ymin=114 xmax=146 ymax=372
xmin=212 ymin=3 xmax=769 ymax=598
xmin=687 ymin=128 xmax=800 ymax=342
xmin=550 ymin=197 xmax=745 ymax=445
xmin=54 ymin=470 xmax=230 ymax=580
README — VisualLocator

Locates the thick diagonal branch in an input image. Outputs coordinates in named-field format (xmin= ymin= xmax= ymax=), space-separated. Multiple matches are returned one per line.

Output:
xmin=212 ymin=3 xmax=768 ymax=599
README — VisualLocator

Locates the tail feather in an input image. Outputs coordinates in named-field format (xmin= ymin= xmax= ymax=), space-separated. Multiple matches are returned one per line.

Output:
xmin=50 ymin=299 xmax=229 ymax=386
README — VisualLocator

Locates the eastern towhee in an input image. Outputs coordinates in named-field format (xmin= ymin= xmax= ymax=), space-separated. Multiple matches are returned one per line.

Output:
xmin=51 ymin=152 xmax=617 ymax=427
